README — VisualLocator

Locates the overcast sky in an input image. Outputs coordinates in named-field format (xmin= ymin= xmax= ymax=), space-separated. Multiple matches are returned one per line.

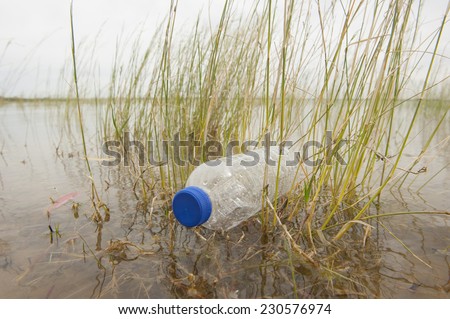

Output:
xmin=0 ymin=0 xmax=448 ymax=97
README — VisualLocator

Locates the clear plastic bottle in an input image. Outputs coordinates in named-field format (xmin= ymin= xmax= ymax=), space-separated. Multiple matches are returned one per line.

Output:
xmin=172 ymin=146 xmax=299 ymax=231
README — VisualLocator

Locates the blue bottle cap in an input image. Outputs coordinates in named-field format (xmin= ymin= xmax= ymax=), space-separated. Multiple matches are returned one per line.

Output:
xmin=172 ymin=186 xmax=212 ymax=227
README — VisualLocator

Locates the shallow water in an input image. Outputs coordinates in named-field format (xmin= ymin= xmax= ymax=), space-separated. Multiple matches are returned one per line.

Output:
xmin=0 ymin=101 xmax=448 ymax=298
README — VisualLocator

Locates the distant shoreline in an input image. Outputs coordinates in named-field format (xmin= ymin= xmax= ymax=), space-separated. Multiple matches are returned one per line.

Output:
xmin=1 ymin=96 xmax=449 ymax=105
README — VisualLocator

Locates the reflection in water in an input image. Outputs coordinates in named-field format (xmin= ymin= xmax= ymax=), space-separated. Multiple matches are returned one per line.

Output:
xmin=380 ymin=214 xmax=450 ymax=297
xmin=0 ymin=101 xmax=448 ymax=298
xmin=0 ymin=239 xmax=11 ymax=269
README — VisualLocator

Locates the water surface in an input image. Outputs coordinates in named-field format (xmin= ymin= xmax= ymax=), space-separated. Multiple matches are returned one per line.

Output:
xmin=0 ymin=101 xmax=448 ymax=298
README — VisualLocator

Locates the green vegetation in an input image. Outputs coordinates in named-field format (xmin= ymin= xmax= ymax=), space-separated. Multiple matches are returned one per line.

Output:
xmin=66 ymin=0 xmax=449 ymax=296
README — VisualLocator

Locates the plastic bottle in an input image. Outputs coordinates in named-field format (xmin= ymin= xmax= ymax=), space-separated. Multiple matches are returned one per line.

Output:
xmin=172 ymin=146 xmax=299 ymax=231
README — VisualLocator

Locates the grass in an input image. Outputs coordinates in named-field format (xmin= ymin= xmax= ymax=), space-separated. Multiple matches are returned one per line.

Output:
xmin=90 ymin=3 xmax=447 ymax=223
xmin=70 ymin=0 xmax=109 ymax=225
xmin=62 ymin=0 xmax=450 ymax=297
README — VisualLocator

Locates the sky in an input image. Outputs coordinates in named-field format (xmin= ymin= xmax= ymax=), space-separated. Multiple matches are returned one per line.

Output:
xmin=0 ymin=0 xmax=449 ymax=98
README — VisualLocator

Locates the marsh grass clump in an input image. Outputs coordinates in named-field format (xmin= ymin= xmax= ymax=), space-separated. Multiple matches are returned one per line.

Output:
xmin=67 ymin=0 xmax=449 ymax=296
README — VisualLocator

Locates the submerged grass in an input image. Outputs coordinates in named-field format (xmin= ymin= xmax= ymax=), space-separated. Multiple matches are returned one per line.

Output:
xmin=65 ymin=0 xmax=450 ymax=296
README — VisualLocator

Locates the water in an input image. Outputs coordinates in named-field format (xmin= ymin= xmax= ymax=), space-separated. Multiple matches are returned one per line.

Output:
xmin=0 ymin=101 xmax=448 ymax=298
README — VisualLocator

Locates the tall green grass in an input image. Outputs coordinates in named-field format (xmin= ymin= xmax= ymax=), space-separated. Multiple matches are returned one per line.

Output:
xmin=70 ymin=0 xmax=109 ymax=224
xmin=70 ymin=0 xmax=449 ymax=259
